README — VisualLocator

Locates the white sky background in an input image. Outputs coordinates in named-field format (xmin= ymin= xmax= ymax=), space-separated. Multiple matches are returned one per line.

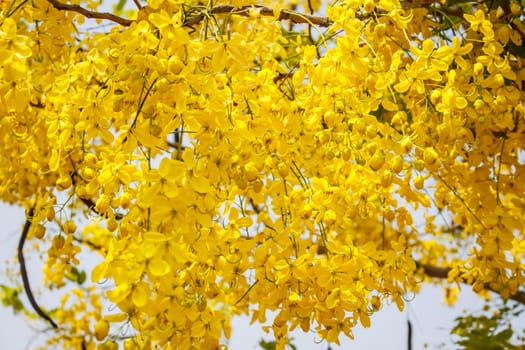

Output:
xmin=0 ymin=200 xmax=493 ymax=349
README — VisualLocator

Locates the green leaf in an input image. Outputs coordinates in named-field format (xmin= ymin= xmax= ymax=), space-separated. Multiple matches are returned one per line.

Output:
xmin=0 ymin=285 xmax=25 ymax=314
xmin=258 ymin=340 xmax=276 ymax=350
xmin=112 ymin=0 xmax=128 ymax=15
xmin=258 ymin=338 xmax=297 ymax=350
xmin=65 ymin=267 xmax=87 ymax=285
xmin=370 ymin=104 xmax=384 ymax=122
xmin=451 ymin=300 xmax=524 ymax=350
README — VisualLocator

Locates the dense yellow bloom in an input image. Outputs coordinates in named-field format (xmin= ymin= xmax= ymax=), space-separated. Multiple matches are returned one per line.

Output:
xmin=0 ymin=0 xmax=524 ymax=348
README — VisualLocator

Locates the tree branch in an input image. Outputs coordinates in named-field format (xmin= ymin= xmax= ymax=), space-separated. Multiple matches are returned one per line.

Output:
xmin=46 ymin=0 xmax=133 ymax=26
xmin=70 ymin=171 xmax=124 ymax=220
xmin=421 ymin=263 xmax=525 ymax=305
xmin=45 ymin=1 xmax=332 ymax=28
xmin=73 ymin=236 xmax=103 ymax=251
xmin=184 ymin=5 xmax=332 ymax=27
xmin=69 ymin=172 xmax=101 ymax=217
xmin=18 ymin=207 xmax=58 ymax=329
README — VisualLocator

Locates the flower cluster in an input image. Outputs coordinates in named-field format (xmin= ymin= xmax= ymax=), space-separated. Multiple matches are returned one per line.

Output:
xmin=0 ymin=0 xmax=524 ymax=348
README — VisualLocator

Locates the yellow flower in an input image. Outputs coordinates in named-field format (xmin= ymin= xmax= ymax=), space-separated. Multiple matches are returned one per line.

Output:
xmin=0 ymin=18 xmax=32 ymax=63
xmin=94 ymin=320 xmax=110 ymax=341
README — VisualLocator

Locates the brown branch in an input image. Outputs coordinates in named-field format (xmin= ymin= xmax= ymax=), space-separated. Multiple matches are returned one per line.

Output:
xmin=70 ymin=172 xmax=100 ymax=217
xmin=132 ymin=0 xmax=142 ymax=10
xmin=70 ymin=171 xmax=124 ymax=220
xmin=45 ymin=1 xmax=331 ymax=28
xmin=184 ymin=5 xmax=333 ymax=27
xmin=29 ymin=100 xmax=45 ymax=109
xmin=46 ymin=0 xmax=133 ymax=26
xmin=407 ymin=319 xmax=413 ymax=350
xmin=273 ymin=71 xmax=292 ymax=84
xmin=126 ymin=76 xmax=159 ymax=139
xmin=18 ymin=207 xmax=58 ymax=329
xmin=421 ymin=263 xmax=525 ymax=305
xmin=510 ymin=22 xmax=525 ymax=43
xmin=166 ymin=141 xmax=186 ymax=151
xmin=73 ymin=236 xmax=103 ymax=251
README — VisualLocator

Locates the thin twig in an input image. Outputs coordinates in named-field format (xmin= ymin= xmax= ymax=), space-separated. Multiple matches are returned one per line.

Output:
xmin=166 ymin=141 xmax=186 ymax=151
xmin=510 ymin=22 xmax=525 ymax=42
xmin=69 ymin=172 xmax=100 ymax=217
xmin=70 ymin=171 xmax=124 ymax=220
xmin=46 ymin=0 xmax=133 ymax=26
xmin=18 ymin=207 xmax=59 ymax=329
xmin=73 ymin=236 xmax=103 ymax=250
xmin=435 ymin=173 xmax=485 ymax=229
xmin=307 ymin=0 xmax=314 ymax=14
xmin=132 ymin=0 xmax=142 ymax=10
xmin=234 ymin=279 xmax=259 ymax=305
xmin=496 ymin=139 xmax=505 ymax=205
xmin=130 ymin=77 xmax=159 ymax=132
